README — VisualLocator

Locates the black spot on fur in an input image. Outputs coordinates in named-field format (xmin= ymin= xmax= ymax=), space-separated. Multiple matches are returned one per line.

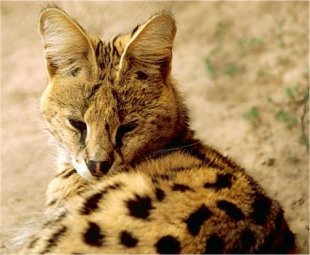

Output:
xmin=281 ymin=229 xmax=296 ymax=253
xmin=240 ymin=229 xmax=257 ymax=252
xmin=217 ymin=200 xmax=245 ymax=221
xmin=264 ymin=209 xmax=295 ymax=253
xmin=204 ymin=234 xmax=224 ymax=253
xmin=250 ymin=193 xmax=272 ymax=225
xmin=62 ymin=169 xmax=77 ymax=179
xmin=41 ymin=226 xmax=67 ymax=253
xmin=172 ymin=183 xmax=193 ymax=192
xmin=256 ymin=231 xmax=295 ymax=254
xmin=136 ymin=71 xmax=148 ymax=80
xmin=81 ymin=192 xmax=103 ymax=215
xmin=185 ymin=204 xmax=212 ymax=236
xmin=81 ymin=183 xmax=122 ymax=215
xmin=126 ymin=194 xmax=153 ymax=219
xmin=204 ymin=173 xmax=234 ymax=190
xmin=275 ymin=209 xmax=284 ymax=230
xmin=155 ymin=235 xmax=181 ymax=254
xmin=256 ymin=233 xmax=273 ymax=253
xmin=83 ymin=222 xmax=104 ymax=247
xmin=120 ymin=231 xmax=139 ymax=248
xmin=155 ymin=188 xmax=165 ymax=201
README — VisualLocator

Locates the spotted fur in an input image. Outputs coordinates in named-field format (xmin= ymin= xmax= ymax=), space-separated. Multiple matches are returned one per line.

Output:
xmin=22 ymin=151 xmax=295 ymax=253
xmin=20 ymin=7 xmax=296 ymax=253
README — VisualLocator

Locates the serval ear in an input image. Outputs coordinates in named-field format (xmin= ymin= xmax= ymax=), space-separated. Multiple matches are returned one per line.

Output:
xmin=120 ymin=12 xmax=176 ymax=79
xmin=39 ymin=7 xmax=97 ymax=79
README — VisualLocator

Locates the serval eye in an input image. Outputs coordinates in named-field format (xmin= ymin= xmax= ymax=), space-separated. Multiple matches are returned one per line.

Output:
xmin=69 ymin=119 xmax=87 ymax=132
xmin=115 ymin=121 xmax=138 ymax=148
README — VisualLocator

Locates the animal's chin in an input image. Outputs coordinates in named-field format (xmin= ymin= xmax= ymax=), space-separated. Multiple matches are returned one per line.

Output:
xmin=71 ymin=158 xmax=96 ymax=180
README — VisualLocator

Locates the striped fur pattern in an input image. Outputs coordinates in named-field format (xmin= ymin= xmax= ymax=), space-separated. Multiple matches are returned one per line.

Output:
xmin=21 ymin=7 xmax=296 ymax=253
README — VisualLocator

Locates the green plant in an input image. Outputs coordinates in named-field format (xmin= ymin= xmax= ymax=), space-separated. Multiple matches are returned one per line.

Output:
xmin=238 ymin=37 xmax=265 ymax=52
xmin=204 ymin=57 xmax=215 ymax=77
xmin=268 ymin=85 xmax=309 ymax=151
xmin=242 ymin=106 xmax=261 ymax=126
xmin=274 ymin=109 xmax=298 ymax=129
xmin=215 ymin=21 xmax=229 ymax=40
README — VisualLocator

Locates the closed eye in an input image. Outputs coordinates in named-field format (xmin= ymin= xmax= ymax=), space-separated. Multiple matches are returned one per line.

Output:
xmin=69 ymin=119 xmax=87 ymax=132
xmin=115 ymin=121 xmax=138 ymax=148
xmin=69 ymin=119 xmax=87 ymax=143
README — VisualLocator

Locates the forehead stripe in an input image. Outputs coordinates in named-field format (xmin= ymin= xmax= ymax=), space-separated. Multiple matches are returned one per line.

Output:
xmin=88 ymin=83 xmax=101 ymax=100
xmin=95 ymin=40 xmax=103 ymax=57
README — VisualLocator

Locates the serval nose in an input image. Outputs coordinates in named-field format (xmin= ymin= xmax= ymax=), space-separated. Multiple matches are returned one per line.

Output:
xmin=86 ymin=159 xmax=113 ymax=177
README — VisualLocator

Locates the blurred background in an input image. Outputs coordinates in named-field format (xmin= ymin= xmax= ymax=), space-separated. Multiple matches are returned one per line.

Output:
xmin=1 ymin=1 xmax=309 ymax=253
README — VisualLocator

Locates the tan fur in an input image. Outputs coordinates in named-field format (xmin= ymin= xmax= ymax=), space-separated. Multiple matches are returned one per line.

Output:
xmin=39 ymin=7 xmax=187 ymax=179
xmin=20 ymin=7 xmax=296 ymax=253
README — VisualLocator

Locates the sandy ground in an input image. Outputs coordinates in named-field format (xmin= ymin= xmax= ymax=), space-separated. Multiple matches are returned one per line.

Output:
xmin=1 ymin=1 xmax=309 ymax=253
